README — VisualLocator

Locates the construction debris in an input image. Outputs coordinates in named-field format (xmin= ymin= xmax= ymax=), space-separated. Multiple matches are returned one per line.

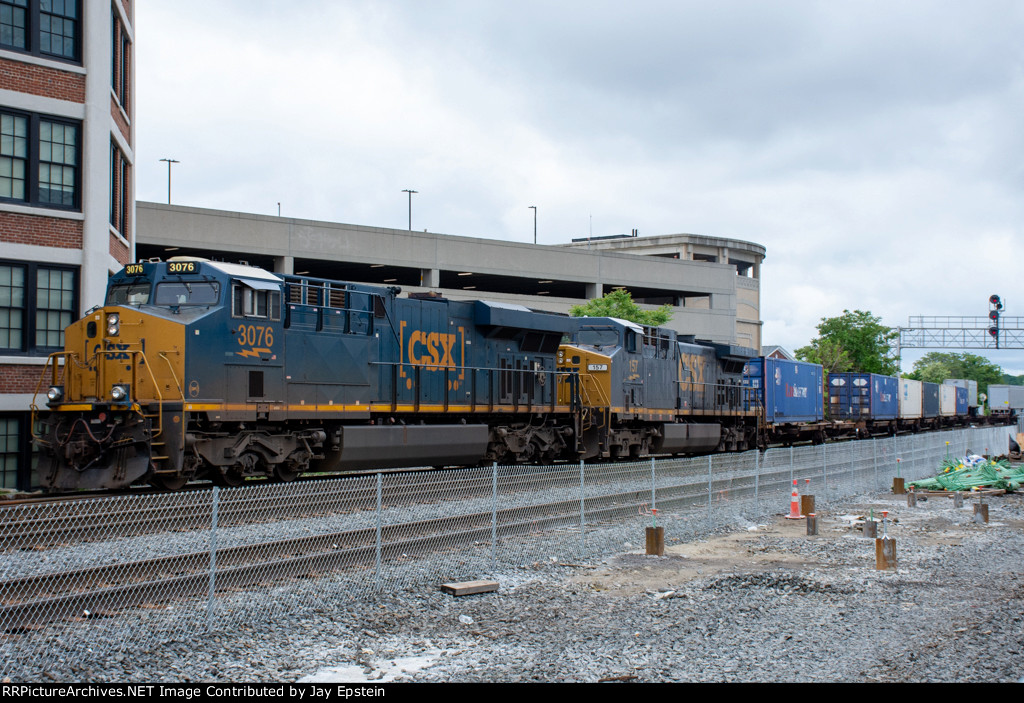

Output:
xmin=908 ymin=454 xmax=1024 ymax=492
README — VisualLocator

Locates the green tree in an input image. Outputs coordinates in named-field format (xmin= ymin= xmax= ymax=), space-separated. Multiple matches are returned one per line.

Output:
xmin=792 ymin=338 xmax=852 ymax=374
xmin=569 ymin=288 xmax=672 ymax=327
xmin=905 ymin=352 xmax=1003 ymax=395
xmin=795 ymin=310 xmax=898 ymax=375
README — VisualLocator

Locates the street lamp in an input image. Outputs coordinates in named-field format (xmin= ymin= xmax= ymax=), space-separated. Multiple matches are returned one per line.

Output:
xmin=528 ymin=205 xmax=537 ymax=245
xmin=402 ymin=189 xmax=418 ymax=230
xmin=160 ymin=158 xmax=179 ymax=204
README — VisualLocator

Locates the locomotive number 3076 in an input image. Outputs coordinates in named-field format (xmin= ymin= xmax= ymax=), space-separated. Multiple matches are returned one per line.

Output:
xmin=237 ymin=324 xmax=273 ymax=348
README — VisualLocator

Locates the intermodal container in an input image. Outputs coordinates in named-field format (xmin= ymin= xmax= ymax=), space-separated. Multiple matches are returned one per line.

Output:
xmin=828 ymin=372 xmax=898 ymax=421
xmin=939 ymin=384 xmax=956 ymax=417
xmin=954 ymin=386 xmax=968 ymax=415
xmin=922 ymin=381 xmax=940 ymax=418
xmin=742 ymin=357 xmax=823 ymax=424
xmin=899 ymin=378 xmax=923 ymax=419
xmin=944 ymin=379 xmax=978 ymax=408
xmin=987 ymin=384 xmax=1024 ymax=414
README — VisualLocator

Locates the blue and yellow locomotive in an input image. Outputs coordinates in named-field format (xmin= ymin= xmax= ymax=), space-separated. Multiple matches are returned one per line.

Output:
xmin=34 ymin=259 xmax=758 ymax=491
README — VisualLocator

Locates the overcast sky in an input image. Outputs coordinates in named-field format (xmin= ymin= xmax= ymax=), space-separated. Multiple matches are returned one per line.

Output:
xmin=134 ymin=1 xmax=1024 ymax=373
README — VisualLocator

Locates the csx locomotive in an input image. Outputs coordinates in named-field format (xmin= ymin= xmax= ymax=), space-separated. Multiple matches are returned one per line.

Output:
xmin=33 ymin=259 xmax=758 ymax=491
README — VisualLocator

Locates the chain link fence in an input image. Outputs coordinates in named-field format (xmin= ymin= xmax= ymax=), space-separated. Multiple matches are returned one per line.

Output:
xmin=0 ymin=425 xmax=1015 ymax=681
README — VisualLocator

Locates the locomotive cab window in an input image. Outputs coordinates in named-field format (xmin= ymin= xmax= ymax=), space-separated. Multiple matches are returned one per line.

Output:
xmin=232 ymin=281 xmax=281 ymax=320
xmin=106 ymin=282 xmax=151 ymax=306
xmin=154 ymin=281 xmax=220 ymax=306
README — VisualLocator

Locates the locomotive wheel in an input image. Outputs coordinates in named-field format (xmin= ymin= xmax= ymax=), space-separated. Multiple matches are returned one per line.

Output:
xmin=149 ymin=474 xmax=189 ymax=491
xmin=273 ymin=464 xmax=300 ymax=482
xmin=214 ymin=467 xmax=246 ymax=487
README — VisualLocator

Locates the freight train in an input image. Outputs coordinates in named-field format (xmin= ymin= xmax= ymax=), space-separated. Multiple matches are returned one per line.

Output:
xmin=742 ymin=357 xmax=998 ymax=446
xmin=32 ymin=259 xmax=759 ymax=491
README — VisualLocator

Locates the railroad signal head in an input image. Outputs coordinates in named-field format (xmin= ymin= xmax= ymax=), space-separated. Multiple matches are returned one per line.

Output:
xmin=989 ymin=325 xmax=999 ymax=338
xmin=990 ymin=310 xmax=1000 ymax=321
xmin=989 ymin=294 xmax=1003 ymax=310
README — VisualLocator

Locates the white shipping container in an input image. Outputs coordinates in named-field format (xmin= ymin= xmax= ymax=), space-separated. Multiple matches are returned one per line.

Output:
xmin=944 ymin=378 xmax=979 ymax=407
xmin=987 ymin=384 xmax=1024 ymax=412
xmin=939 ymin=384 xmax=956 ymax=416
xmin=899 ymin=378 xmax=923 ymax=419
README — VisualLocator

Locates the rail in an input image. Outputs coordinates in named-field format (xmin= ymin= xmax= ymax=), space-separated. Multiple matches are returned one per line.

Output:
xmin=1 ymin=424 xmax=1014 ymax=683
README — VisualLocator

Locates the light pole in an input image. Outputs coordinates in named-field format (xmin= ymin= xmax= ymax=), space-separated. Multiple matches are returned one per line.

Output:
xmin=528 ymin=205 xmax=537 ymax=244
xmin=402 ymin=189 xmax=417 ymax=230
xmin=160 ymin=158 xmax=179 ymax=204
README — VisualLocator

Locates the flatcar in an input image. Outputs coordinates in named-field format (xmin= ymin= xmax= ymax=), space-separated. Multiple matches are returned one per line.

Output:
xmin=32 ymin=259 xmax=759 ymax=491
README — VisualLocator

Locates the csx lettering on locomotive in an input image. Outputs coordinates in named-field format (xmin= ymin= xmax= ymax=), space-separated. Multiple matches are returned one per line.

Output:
xmin=406 ymin=330 xmax=459 ymax=368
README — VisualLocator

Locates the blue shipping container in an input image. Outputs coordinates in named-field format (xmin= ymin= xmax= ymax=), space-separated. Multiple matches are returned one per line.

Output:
xmin=742 ymin=357 xmax=823 ymax=424
xmin=954 ymin=385 xmax=968 ymax=415
xmin=922 ymin=381 xmax=940 ymax=418
xmin=828 ymin=372 xmax=899 ymax=421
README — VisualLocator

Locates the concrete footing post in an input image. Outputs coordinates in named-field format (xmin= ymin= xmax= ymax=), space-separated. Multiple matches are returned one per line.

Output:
xmin=953 ymin=492 xmax=963 ymax=508
xmin=974 ymin=504 xmax=989 ymax=524
xmin=907 ymin=490 xmax=917 ymax=508
xmin=806 ymin=513 xmax=817 ymax=536
xmin=875 ymin=537 xmax=897 ymax=570
xmin=645 ymin=526 xmax=665 ymax=556
xmin=863 ymin=520 xmax=877 ymax=538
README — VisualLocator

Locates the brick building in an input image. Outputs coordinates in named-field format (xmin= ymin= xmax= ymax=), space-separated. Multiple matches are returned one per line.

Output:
xmin=0 ymin=0 xmax=134 ymax=489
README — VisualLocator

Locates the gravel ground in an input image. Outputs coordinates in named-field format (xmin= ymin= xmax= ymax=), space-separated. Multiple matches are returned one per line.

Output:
xmin=7 ymin=487 xmax=1022 ymax=683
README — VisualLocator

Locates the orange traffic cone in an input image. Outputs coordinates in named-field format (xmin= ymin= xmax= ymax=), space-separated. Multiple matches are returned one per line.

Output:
xmin=785 ymin=479 xmax=804 ymax=519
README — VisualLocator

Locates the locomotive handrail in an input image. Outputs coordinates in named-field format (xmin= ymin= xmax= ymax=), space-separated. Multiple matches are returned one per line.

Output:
xmin=29 ymin=351 xmax=74 ymax=447
xmin=95 ymin=348 xmax=166 ymax=442
xmin=31 ymin=349 xmax=166 ymax=445
xmin=370 ymin=360 xmax=577 ymax=414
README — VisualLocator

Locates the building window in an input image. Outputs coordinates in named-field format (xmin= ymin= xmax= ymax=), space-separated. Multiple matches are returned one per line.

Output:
xmin=0 ymin=0 xmax=80 ymax=62
xmin=0 ymin=415 xmax=22 ymax=489
xmin=34 ymin=265 xmax=73 ymax=347
xmin=37 ymin=119 xmax=76 ymax=206
xmin=0 ymin=112 xmax=27 ymax=200
xmin=0 ymin=260 xmax=77 ymax=354
xmin=109 ymin=140 xmax=129 ymax=236
xmin=0 ymin=108 xmax=79 ymax=210
xmin=111 ymin=9 xmax=130 ymax=111
xmin=0 ymin=263 xmax=25 ymax=349
xmin=0 ymin=1 xmax=27 ymax=52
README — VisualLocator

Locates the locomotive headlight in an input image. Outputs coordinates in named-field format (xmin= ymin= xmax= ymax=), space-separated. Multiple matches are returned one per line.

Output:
xmin=106 ymin=312 xmax=120 ymax=337
xmin=110 ymin=384 xmax=129 ymax=402
xmin=46 ymin=386 xmax=63 ymax=403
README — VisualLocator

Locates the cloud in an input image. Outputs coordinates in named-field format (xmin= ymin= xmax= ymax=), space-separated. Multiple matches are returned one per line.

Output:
xmin=135 ymin=1 xmax=1024 ymax=370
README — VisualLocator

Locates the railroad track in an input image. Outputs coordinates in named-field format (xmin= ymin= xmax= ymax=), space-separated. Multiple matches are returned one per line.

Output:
xmin=0 ymin=460 xmax=882 ymax=629
xmin=0 ymin=463 xmax=672 ymax=549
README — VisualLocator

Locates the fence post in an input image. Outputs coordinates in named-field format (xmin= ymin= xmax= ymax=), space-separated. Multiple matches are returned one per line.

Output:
xmin=911 ymin=434 xmax=916 ymax=479
xmin=822 ymin=442 xmax=828 ymax=501
xmin=491 ymin=462 xmax=497 ymax=573
xmin=651 ymin=457 xmax=656 ymax=512
xmin=754 ymin=450 xmax=760 ymax=517
xmin=707 ymin=454 xmax=713 ymax=525
xmin=790 ymin=445 xmax=794 ymax=485
xmin=873 ymin=438 xmax=878 ymax=492
xmin=375 ymin=472 xmax=383 ymax=585
xmin=206 ymin=486 xmax=220 ymax=625
xmin=579 ymin=460 xmax=585 ymax=554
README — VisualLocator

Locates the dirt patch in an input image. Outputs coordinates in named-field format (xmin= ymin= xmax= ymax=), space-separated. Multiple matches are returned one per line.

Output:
xmin=571 ymin=514 xmax=817 ymax=596
xmin=570 ymin=493 xmax=1024 ymax=597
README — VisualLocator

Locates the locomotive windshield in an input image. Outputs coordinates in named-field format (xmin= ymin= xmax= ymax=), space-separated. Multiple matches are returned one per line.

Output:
xmin=106 ymin=282 xmax=151 ymax=306
xmin=576 ymin=328 xmax=621 ymax=348
xmin=153 ymin=281 xmax=221 ymax=306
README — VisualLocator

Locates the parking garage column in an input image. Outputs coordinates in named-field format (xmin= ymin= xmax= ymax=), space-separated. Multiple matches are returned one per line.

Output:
xmin=274 ymin=256 xmax=294 ymax=275
xmin=421 ymin=268 xmax=439 ymax=288
xmin=585 ymin=282 xmax=602 ymax=300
